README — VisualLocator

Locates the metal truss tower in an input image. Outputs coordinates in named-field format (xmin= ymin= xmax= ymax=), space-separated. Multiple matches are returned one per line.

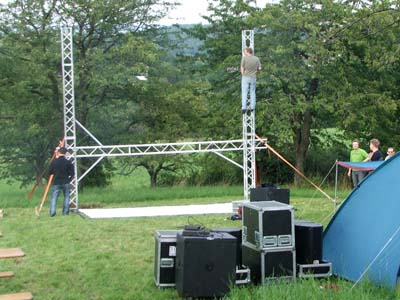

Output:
xmin=60 ymin=27 xmax=263 ymax=211
xmin=241 ymin=30 xmax=256 ymax=201
xmin=61 ymin=27 xmax=79 ymax=208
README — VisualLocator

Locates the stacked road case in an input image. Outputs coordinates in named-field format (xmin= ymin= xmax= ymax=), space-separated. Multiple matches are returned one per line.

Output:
xmin=153 ymin=205 xmax=332 ymax=292
xmin=242 ymin=201 xmax=296 ymax=284
xmin=154 ymin=230 xmax=182 ymax=287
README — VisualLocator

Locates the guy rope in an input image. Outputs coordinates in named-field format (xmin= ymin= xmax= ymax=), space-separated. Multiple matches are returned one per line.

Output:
xmin=255 ymin=134 xmax=333 ymax=202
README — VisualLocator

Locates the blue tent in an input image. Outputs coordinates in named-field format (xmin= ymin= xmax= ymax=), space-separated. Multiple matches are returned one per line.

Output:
xmin=323 ymin=154 xmax=400 ymax=288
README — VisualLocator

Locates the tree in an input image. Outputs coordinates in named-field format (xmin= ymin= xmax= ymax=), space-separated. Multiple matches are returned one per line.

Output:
xmin=0 ymin=0 xmax=176 ymax=186
xmin=326 ymin=1 xmax=400 ymax=146
xmin=184 ymin=0 xmax=259 ymax=139
xmin=251 ymin=0 xmax=352 ymax=184
xmin=256 ymin=0 xmax=400 ymax=184
xmin=0 ymin=2 xmax=62 ymax=185
xmin=113 ymin=69 xmax=211 ymax=187
xmin=186 ymin=0 xmax=344 ymax=184
xmin=186 ymin=0 xmax=400 ymax=185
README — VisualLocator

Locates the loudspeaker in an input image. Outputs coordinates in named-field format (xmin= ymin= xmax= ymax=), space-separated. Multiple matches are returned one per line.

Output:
xmin=250 ymin=187 xmax=290 ymax=204
xmin=175 ymin=232 xmax=236 ymax=298
xmin=211 ymin=227 xmax=242 ymax=267
xmin=294 ymin=220 xmax=323 ymax=264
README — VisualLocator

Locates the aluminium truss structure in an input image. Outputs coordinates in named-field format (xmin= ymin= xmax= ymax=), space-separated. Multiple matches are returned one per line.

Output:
xmin=241 ymin=30 xmax=256 ymax=202
xmin=61 ymin=27 xmax=261 ymax=210
xmin=61 ymin=27 xmax=78 ymax=208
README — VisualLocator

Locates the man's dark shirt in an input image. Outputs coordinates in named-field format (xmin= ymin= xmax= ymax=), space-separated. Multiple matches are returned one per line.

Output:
xmin=370 ymin=150 xmax=383 ymax=161
xmin=49 ymin=156 xmax=74 ymax=185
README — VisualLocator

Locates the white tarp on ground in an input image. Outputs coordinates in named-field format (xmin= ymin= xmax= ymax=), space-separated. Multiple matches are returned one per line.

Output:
xmin=79 ymin=202 xmax=234 ymax=219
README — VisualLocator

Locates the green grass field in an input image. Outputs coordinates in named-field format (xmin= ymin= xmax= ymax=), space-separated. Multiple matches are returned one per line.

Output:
xmin=0 ymin=170 xmax=398 ymax=299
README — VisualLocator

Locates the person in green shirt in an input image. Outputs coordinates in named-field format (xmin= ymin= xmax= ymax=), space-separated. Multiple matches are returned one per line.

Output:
xmin=347 ymin=139 xmax=369 ymax=187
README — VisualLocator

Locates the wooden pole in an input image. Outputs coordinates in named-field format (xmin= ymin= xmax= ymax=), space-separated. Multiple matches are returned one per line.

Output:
xmin=35 ymin=174 xmax=54 ymax=216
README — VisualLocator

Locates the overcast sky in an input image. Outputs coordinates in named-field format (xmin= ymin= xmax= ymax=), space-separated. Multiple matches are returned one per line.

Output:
xmin=160 ymin=0 xmax=274 ymax=25
xmin=0 ymin=0 xmax=275 ymax=25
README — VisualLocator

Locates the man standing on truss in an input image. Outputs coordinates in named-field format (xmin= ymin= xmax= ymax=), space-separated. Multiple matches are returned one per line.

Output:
xmin=241 ymin=47 xmax=261 ymax=114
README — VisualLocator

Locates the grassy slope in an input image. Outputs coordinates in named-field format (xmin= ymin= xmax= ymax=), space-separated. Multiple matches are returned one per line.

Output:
xmin=0 ymin=171 xmax=398 ymax=299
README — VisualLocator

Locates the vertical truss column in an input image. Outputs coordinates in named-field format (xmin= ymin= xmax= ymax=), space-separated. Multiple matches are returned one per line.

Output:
xmin=242 ymin=30 xmax=256 ymax=201
xmin=61 ymin=27 xmax=79 ymax=209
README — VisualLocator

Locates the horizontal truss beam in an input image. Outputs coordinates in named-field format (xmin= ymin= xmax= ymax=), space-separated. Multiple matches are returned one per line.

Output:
xmin=75 ymin=139 xmax=267 ymax=158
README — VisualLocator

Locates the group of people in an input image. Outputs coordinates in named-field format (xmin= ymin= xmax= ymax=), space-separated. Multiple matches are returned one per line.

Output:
xmin=348 ymin=139 xmax=396 ymax=187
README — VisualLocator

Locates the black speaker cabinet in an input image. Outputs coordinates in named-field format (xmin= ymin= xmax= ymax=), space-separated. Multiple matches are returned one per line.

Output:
xmin=175 ymin=232 xmax=236 ymax=298
xmin=242 ymin=244 xmax=296 ymax=284
xmin=250 ymin=187 xmax=290 ymax=204
xmin=154 ymin=230 xmax=182 ymax=287
xmin=211 ymin=227 xmax=242 ymax=267
xmin=242 ymin=201 xmax=294 ymax=250
xmin=294 ymin=220 xmax=323 ymax=264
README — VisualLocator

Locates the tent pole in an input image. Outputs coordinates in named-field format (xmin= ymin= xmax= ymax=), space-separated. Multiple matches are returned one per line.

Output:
xmin=334 ymin=160 xmax=338 ymax=212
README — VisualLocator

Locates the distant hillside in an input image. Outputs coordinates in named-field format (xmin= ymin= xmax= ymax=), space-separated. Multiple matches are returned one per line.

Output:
xmin=155 ymin=24 xmax=205 ymax=56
